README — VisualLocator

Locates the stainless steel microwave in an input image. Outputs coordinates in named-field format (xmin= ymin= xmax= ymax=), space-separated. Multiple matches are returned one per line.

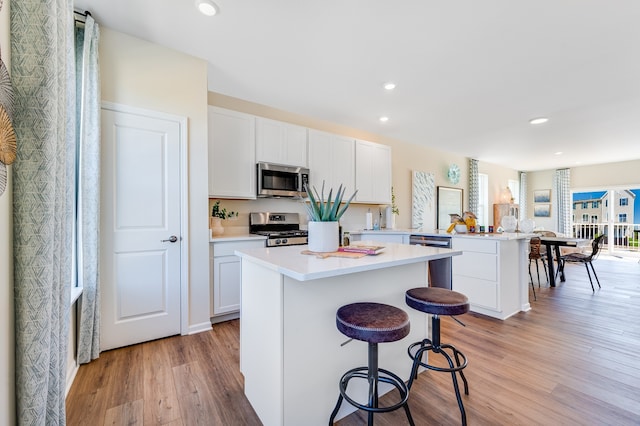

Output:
xmin=257 ymin=162 xmax=310 ymax=198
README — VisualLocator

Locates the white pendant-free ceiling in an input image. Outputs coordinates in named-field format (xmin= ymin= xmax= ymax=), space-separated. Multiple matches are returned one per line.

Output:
xmin=74 ymin=0 xmax=640 ymax=171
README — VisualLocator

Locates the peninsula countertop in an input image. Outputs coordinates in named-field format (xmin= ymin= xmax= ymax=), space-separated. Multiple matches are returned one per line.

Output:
xmin=235 ymin=241 xmax=462 ymax=282
xmin=349 ymin=228 xmax=537 ymax=241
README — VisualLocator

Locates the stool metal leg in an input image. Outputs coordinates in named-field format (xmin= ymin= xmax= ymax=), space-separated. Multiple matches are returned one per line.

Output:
xmin=368 ymin=342 xmax=378 ymax=425
xmin=407 ymin=315 xmax=469 ymax=426
xmin=330 ymin=343 xmax=415 ymax=426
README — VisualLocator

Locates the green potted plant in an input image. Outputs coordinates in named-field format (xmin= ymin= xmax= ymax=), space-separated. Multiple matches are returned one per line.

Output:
xmin=304 ymin=182 xmax=357 ymax=252
xmin=210 ymin=200 xmax=238 ymax=236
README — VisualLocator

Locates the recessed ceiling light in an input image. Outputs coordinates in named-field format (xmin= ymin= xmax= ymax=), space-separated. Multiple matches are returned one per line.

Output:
xmin=529 ymin=117 xmax=549 ymax=125
xmin=555 ymin=151 xmax=563 ymax=155
xmin=383 ymin=82 xmax=396 ymax=91
xmin=196 ymin=0 xmax=219 ymax=16
xmin=379 ymin=116 xmax=389 ymax=123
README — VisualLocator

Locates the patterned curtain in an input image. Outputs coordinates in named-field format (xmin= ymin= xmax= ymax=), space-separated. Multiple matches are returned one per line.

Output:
xmin=11 ymin=0 xmax=74 ymax=423
xmin=554 ymin=168 xmax=571 ymax=235
xmin=519 ymin=172 xmax=527 ymax=219
xmin=468 ymin=158 xmax=479 ymax=214
xmin=76 ymin=15 xmax=101 ymax=364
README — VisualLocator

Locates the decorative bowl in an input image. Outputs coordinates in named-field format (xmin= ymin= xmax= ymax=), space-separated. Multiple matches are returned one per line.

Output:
xmin=454 ymin=224 xmax=467 ymax=233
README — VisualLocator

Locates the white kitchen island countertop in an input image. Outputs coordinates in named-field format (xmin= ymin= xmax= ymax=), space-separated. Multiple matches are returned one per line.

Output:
xmin=235 ymin=241 xmax=462 ymax=281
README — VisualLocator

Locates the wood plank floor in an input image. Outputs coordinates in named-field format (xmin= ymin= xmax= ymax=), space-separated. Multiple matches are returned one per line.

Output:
xmin=66 ymin=255 xmax=640 ymax=425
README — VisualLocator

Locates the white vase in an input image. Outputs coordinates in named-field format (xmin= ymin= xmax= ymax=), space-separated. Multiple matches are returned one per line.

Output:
xmin=308 ymin=221 xmax=339 ymax=253
xmin=210 ymin=217 xmax=224 ymax=236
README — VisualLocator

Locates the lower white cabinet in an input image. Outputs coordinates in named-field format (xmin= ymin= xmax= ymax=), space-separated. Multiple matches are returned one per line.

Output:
xmin=210 ymin=239 xmax=265 ymax=322
xmin=452 ymin=237 xmax=525 ymax=320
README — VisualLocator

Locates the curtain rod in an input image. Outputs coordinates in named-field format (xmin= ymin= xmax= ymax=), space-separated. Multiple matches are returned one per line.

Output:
xmin=74 ymin=10 xmax=92 ymax=25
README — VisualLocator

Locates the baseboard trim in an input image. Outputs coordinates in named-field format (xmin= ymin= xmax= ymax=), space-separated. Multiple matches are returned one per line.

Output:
xmin=187 ymin=321 xmax=213 ymax=335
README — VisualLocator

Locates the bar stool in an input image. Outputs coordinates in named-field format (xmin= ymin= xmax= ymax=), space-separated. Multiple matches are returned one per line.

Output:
xmin=329 ymin=302 xmax=415 ymax=426
xmin=405 ymin=287 xmax=470 ymax=425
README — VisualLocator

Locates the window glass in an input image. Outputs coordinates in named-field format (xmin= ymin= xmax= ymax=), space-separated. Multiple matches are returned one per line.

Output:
xmin=477 ymin=173 xmax=489 ymax=228
xmin=619 ymin=213 xmax=627 ymax=222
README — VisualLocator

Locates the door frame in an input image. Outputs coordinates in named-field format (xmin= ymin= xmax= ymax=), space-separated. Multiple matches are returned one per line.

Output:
xmin=101 ymin=101 xmax=190 ymax=335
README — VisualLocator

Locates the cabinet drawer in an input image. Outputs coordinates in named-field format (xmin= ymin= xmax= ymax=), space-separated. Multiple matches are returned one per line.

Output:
xmin=452 ymin=275 xmax=498 ymax=310
xmin=213 ymin=239 xmax=265 ymax=257
xmin=453 ymin=238 xmax=498 ymax=254
xmin=453 ymin=252 xmax=497 ymax=281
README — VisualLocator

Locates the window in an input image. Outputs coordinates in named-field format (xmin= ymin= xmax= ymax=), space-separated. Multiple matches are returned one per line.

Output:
xmin=590 ymin=215 xmax=598 ymax=223
xmin=620 ymin=198 xmax=628 ymax=206
xmin=592 ymin=201 xmax=599 ymax=208
xmin=477 ymin=173 xmax=489 ymax=228
xmin=507 ymin=179 xmax=519 ymax=204
xmin=619 ymin=213 xmax=627 ymax=223
xmin=582 ymin=202 xmax=588 ymax=209
xmin=573 ymin=203 xmax=577 ymax=210
xmin=605 ymin=199 xmax=608 ymax=207
xmin=582 ymin=214 xmax=589 ymax=222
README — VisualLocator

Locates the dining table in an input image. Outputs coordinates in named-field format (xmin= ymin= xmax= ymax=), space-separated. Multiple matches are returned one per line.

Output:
xmin=539 ymin=236 xmax=589 ymax=287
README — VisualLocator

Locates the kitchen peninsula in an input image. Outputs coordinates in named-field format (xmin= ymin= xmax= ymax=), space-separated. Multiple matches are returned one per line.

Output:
xmin=235 ymin=242 xmax=462 ymax=426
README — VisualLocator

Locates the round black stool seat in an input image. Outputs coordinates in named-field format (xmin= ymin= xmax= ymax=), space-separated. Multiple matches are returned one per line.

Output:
xmin=330 ymin=302 xmax=415 ymax=426
xmin=405 ymin=287 xmax=470 ymax=426
xmin=336 ymin=302 xmax=410 ymax=343
xmin=405 ymin=287 xmax=469 ymax=316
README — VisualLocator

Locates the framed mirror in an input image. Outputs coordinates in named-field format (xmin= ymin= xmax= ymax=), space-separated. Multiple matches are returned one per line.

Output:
xmin=437 ymin=186 xmax=463 ymax=230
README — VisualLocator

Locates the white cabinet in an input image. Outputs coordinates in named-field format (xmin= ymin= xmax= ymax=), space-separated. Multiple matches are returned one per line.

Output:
xmin=452 ymin=237 xmax=523 ymax=320
xmin=256 ymin=117 xmax=308 ymax=167
xmin=308 ymin=129 xmax=355 ymax=195
xmin=210 ymin=239 xmax=265 ymax=322
xmin=208 ymin=107 xmax=256 ymax=199
xmin=354 ymin=140 xmax=392 ymax=204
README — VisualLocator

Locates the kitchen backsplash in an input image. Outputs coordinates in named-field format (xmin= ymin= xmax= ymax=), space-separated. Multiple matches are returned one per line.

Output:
xmin=208 ymin=198 xmax=392 ymax=233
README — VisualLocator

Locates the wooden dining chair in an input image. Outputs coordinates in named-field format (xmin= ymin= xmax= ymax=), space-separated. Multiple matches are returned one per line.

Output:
xmin=528 ymin=237 xmax=548 ymax=300
xmin=557 ymin=234 xmax=605 ymax=291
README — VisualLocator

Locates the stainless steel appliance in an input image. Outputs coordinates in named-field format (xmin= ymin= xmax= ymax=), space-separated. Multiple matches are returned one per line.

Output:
xmin=409 ymin=234 xmax=453 ymax=289
xmin=257 ymin=162 xmax=309 ymax=198
xmin=249 ymin=212 xmax=308 ymax=247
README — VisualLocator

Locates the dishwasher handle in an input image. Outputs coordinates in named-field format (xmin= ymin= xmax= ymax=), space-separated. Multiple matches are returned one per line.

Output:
xmin=409 ymin=235 xmax=452 ymax=248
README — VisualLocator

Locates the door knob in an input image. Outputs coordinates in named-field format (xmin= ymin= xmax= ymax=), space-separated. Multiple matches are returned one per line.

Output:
xmin=161 ymin=235 xmax=178 ymax=243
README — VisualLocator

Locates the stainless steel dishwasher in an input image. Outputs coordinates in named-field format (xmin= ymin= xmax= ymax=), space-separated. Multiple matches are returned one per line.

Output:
xmin=409 ymin=234 xmax=453 ymax=289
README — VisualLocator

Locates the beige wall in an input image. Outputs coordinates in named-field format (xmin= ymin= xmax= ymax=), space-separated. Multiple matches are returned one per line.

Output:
xmin=526 ymin=159 xmax=640 ymax=232
xmin=0 ymin=1 xmax=15 ymax=424
xmin=209 ymin=93 xmax=519 ymax=230
xmin=101 ymin=28 xmax=211 ymax=331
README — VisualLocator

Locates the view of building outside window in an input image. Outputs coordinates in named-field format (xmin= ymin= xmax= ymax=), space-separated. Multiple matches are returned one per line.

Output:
xmin=572 ymin=189 xmax=639 ymax=254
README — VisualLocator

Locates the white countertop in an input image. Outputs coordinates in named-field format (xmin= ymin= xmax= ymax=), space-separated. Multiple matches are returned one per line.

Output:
xmin=235 ymin=241 xmax=462 ymax=281
xmin=349 ymin=228 xmax=536 ymax=240
xmin=209 ymin=232 xmax=266 ymax=243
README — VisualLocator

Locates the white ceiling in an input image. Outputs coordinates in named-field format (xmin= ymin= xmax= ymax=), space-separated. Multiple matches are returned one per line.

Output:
xmin=74 ymin=0 xmax=640 ymax=171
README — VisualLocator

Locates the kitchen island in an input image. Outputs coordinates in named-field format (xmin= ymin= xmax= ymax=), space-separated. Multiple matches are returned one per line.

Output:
xmin=235 ymin=242 xmax=462 ymax=426
xmin=351 ymin=230 xmax=536 ymax=320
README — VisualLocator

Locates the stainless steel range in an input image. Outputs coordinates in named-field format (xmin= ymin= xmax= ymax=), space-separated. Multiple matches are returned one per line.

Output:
xmin=249 ymin=212 xmax=308 ymax=247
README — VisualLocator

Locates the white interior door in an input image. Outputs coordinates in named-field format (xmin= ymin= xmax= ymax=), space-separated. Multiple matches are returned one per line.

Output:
xmin=100 ymin=107 xmax=182 ymax=351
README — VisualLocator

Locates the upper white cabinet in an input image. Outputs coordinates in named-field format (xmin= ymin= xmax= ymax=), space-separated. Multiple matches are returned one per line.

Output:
xmin=308 ymin=130 xmax=355 ymax=196
xmin=354 ymin=140 xmax=392 ymax=204
xmin=256 ymin=117 xmax=308 ymax=167
xmin=208 ymin=107 xmax=256 ymax=199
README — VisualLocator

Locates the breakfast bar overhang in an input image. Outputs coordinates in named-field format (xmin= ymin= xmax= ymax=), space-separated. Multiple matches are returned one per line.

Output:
xmin=235 ymin=243 xmax=462 ymax=426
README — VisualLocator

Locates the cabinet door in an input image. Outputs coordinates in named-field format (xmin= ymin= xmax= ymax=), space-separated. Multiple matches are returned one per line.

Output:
xmin=308 ymin=130 xmax=355 ymax=195
xmin=208 ymin=107 xmax=256 ymax=198
xmin=212 ymin=256 xmax=241 ymax=315
xmin=354 ymin=140 xmax=392 ymax=204
xmin=256 ymin=117 xmax=308 ymax=167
